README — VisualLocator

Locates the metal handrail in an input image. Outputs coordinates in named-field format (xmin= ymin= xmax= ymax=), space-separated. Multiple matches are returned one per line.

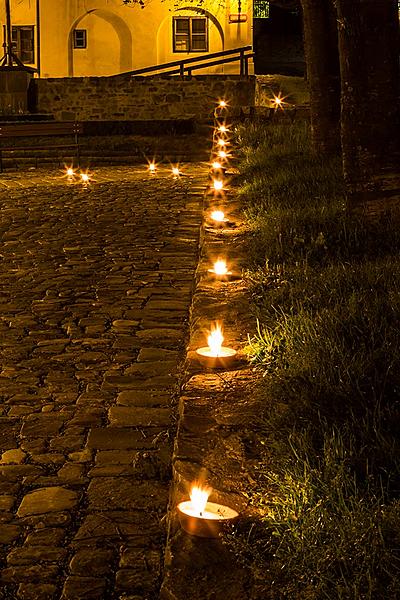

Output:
xmin=120 ymin=45 xmax=253 ymax=78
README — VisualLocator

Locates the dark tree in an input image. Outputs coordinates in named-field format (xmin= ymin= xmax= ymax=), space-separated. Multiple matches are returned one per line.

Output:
xmin=335 ymin=0 xmax=400 ymax=213
xmin=301 ymin=0 xmax=341 ymax=153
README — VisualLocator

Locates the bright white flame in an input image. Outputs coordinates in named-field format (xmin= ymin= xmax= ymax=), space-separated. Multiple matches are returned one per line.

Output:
xmin=273 ymin=94 xmax=285 ymax=109
xmin=66 ymin=167 xmax=74 ymax=177
xmin=218 ymin=150 xmax=227 ymax=159
xmin=149 ymin=162 xmax=156 ymax=172
xmin=213 ymin=259 xmax=228 ymax=275
xmin=219 ymin=100 xmax=227 ymax=108
xmin=218 ymin=125 xmax=228 ymax=133
xmin=172 ymin=167 xmax=180 ymax=176
xmin=212 ymin=161 xmax=222 ymax=170
xmin=190 ymin=485 xmax=211 ymax=516
xmin=81 ymin=173 xmax=90 ymax=183
xmin=217 ymin=138 xmax=226 ymax=147
xmin=208 ymin=324 xmax=224 ymax=356
xmin=213 ymin=180 xmax=224 ymax=191
xmin=211 ymin=210 xmax=225 ymax=222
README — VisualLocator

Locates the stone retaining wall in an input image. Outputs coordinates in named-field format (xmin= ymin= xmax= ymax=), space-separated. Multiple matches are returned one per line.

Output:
xmin=33 ymin=75 xmax=256 ymax=122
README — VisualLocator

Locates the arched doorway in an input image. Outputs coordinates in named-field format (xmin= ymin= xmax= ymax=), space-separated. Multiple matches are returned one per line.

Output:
xmin=68 ymin=9 xmax=133 ymax=77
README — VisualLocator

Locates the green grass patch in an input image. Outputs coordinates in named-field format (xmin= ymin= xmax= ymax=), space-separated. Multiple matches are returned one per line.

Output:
xmin=228 ymin=120 xmax=400 ymax=598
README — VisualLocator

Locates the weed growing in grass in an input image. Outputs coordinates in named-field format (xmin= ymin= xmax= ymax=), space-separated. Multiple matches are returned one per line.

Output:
xmin=229 ymin=119 xmax=400 ymax=597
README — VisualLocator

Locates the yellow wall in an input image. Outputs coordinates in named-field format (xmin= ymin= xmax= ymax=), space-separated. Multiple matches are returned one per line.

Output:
xmin=0 ymin=0 xmax=252 ymax=77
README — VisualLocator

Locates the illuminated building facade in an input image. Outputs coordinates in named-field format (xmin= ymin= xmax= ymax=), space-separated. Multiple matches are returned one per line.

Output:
xmin=0 ymin=0 xmax=253 ymax=77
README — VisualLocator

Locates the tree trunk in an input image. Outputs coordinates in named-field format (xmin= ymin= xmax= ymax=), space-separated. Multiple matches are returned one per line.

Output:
xmin=301 ymin=0 xmax=341 ymax=154
xmin=335 ymin=0 xmax=400 ymax=214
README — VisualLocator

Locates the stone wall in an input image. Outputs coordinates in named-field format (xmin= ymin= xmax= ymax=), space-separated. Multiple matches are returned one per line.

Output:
xmin=33 ymin=75 xmax=256 ymax=122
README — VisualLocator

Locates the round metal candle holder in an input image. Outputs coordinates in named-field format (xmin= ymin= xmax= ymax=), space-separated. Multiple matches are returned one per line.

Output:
xmin=207 ymin=268 xmax=239 ymax=282
xmin=195 ymin=346 xmax=238 ymax=369
xmin=177 ymin=500 xmax=239 ymax=538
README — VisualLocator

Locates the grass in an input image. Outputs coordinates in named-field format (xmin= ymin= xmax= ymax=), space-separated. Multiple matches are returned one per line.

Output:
xmin=227 ymin=120 xmax=400 ymax=598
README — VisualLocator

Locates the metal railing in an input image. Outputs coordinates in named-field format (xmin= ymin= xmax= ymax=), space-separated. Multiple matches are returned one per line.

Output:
xmin=121 ymin=46 xmax=254 ymax=78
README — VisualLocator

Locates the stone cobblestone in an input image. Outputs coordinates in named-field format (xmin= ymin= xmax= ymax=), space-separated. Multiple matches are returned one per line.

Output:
xmin=0 ymin=165 xmax=206 ymax=599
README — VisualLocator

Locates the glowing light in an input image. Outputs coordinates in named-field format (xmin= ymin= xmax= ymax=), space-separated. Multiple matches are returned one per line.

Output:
xmin=208 ymin=323 xmax=224 ymax=357
xmin=66 ymin=167 xmax=74 ymax=177
xmin=213 ymin=259 xmax=228 ymax=276
xmin=211 ymin=210 xmax=225 ymax=222
xmin=190 ymin=485 xmax=211 ymax=516
xmin=172 ymin=166 xmax=180 ymax=177
xmin=195 ymin=322 xmax=238 ymax=368
xmin=80 ymin=172 xmax=91 ymax=184
xmin=217 ymin=138 xmax=226 ymax=147
xmin=218 ymin=150 xmax=227 ymax=159
xmin=218 ymin=125 xmax=228 ymax=133
xmin=272 ymin=93 xmax=286 ymax=110
xmin=213 ymin=179 xmax=224 ymax=191
xmin=212 ymin=161 xmax=222 ymax=170
xmin=148 ymin=162 xmax=156 ymax=173
xmin=219 ymin=100 xmax=227 ymax=108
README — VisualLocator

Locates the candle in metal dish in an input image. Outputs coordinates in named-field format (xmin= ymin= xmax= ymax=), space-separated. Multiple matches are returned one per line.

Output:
xmin=177 ymin=485 xmax=239 ymax=538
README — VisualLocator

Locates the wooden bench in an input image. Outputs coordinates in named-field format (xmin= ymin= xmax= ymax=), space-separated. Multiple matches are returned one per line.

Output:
xmin=0 ymin=121 xmax=82 ymax=172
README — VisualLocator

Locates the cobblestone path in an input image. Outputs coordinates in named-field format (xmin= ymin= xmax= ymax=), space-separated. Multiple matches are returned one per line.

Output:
xmin=0 ymin=165 xmax=206 ymax=600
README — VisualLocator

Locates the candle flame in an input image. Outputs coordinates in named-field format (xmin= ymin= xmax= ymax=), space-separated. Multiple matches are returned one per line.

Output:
xmin=217 ymin=138 xmax=226 ymax=147
xmin=218 ymin=125 xmax=228 ymax=133
xmin=219 ymin=100 xmax=227 ymax=108
xmin=212 ymin=161 xmax=222 ymax=170
xmin=190 ymin=485 xmax=211 ymax=516
xmin=214 ymin=259 xmax=228 ymax=275
xmin=80 ymin=172 xmax=90 ymax=183
xmin=218 ymin=150 xmax=227 ymax=159
xmin=172 ymin=166 xmax=180 ymax=176
xmin=272 ymin=93 xmax=286 ymax=110
xmin=208 ymin=323 xmax=224 ymax=356
xmin=149 ymin=162 xmax=156 ymax=172
xmin=211 ymin=210 xmax=225 ymax=222
xmin=66 ymin=167 xmax=75 ymax=177
xmin=213 ymin=179 xmax=224 ymax=191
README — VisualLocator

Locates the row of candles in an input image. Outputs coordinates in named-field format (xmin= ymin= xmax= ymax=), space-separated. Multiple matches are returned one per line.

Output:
xmin=177 ymin=99 xmax=241 ymax=538
xmin=62 ymin=98 xmax=288 ymax=537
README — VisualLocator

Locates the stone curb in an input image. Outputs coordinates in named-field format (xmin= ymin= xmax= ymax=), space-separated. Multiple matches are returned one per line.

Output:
xmin=161 ymin=179 xmax=258 ymax=599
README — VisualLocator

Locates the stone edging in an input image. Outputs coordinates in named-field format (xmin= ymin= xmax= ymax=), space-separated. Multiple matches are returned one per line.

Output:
xmin=161 ymin=171 xmax=258 ymax=599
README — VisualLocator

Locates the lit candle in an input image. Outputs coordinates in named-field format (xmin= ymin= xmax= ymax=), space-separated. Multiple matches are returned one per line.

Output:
xmin=272 ymin=93 xmax=284 ymax=110
xmin=195 ymin=322 xmax=238 ymax=369
xmin=177 ymin=484 xmax=239 ymax=538
xmin=148 ymin=162 xmax=156 ymax=174
xmin=172 ymin=166 xmax=180 ymax=177
xmin=210 ymin=210 xmax=226 ymax=223
xmin=218 ymin=124 xmax=229 ymax=133
xmin=212 ymin=259 xmax=229 ymax=276
xmin=219 ymin=100 xmax=227 ymax=108
xmin=212 ymin=161 xmax=222 ymax=170
xmin=212 ymin=179 xmax=224 ymax=192
xmin=80 ymin=172 xmax=91 ymax=186
xmin=66 ymin=167 xmax=74 ymax=178
xmin=218 ymin=150 xmax=228 ymax=160
xmin=208 ymin=258 xmax=237 ymax=281
xmin=216 ymin=138 xmax=227 ymax=147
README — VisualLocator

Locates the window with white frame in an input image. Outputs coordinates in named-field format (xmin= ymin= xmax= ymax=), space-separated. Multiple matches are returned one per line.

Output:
xmin=173 ymin=17 xmax=208 ymax=53
xmin=11 ymin=26 xmax=34 ymax=63
xmin=73 ymin=29 xmax=87 ymax=49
